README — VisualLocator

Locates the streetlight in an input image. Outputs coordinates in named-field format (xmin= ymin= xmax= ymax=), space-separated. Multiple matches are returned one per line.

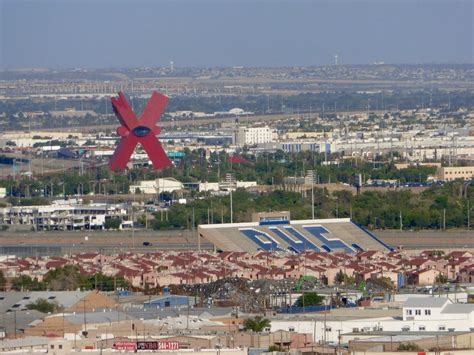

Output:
xmin=215 ymin=337 xmax=222 ymax=355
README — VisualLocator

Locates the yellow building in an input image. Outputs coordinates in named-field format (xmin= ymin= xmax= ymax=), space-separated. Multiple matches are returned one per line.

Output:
xmin=437 ymin=166 xmax=474 ymax=181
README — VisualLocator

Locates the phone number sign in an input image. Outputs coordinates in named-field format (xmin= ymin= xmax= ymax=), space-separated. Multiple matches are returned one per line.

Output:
xmin=137 ymin=341 xmax=180 ymax=351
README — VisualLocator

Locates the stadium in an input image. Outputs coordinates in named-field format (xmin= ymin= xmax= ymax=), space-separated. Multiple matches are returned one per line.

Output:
xmin=199 ymin=212 xmax=392 ymax=253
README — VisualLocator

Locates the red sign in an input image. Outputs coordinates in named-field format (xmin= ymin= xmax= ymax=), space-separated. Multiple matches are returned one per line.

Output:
xmin=109 ymin=91 xmax=171 ymax=171
xmin=137 ymin=341 xmax=180 ymax=351
xmin=113 ymin=341 xmax=137 ymax=350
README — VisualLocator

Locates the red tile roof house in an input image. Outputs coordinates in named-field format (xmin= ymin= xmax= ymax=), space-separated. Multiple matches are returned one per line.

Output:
xmin=448 ymin=251 xmax=473 ymax=259
xmin=170 ymin=272 xmax=195 ymax=285
xmin=304 ymin=265 xmax=327 ymax=281
xmin=73 ymin=252 xmax=102 ymax=264
xmin=444 ymin=258 xmax=472 ymax=280
xmin=113 ymin=264 xmax=142 ymax=287
xmin=403 ymin=257 xmax=438 ymax=271
xmin=356 ymin=250 xmax=384 ymax=261
xmin=45 ymin=258 xmax=69 ymax=271
xmin=408 ymin=268 xmax=441 ymax=286
xmin=369 ymin=270 xmax=399 ymax=287
xmin=142 ymin=270 xmax=164 ymax=288
xmin=257 ymin=267 xmax=288 ymax=280
xmin=459 ymin=265 xmax=474 ymax=283
xmin=325 ymin=266 xmax=356 ymax=286
xmin=154 ymin=272 xmax=184 ymax=287
xmin=4 ymin=249 xmax=473 ymax=291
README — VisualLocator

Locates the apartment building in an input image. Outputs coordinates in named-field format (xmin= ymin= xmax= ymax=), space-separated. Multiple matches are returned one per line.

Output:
xmin=0 ymin=200 xmax=130 ymax=230
xmin=235 ymin=126 xmax=273 ymax=146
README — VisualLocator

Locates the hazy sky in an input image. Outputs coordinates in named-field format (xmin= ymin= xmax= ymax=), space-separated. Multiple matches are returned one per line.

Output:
xmin=1 ymin=0 xmax=472 ymax=69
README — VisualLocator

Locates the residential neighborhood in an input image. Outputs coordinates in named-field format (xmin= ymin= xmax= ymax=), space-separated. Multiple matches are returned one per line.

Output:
xmin=1 ymin=249 xmax=472 ymax=290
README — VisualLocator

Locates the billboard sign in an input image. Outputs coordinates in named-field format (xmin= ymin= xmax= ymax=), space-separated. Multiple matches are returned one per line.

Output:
xmin=136 ymin=341 xmax=180 ymax=350
xmin=113 ymin=341 xmax=137 ymax=350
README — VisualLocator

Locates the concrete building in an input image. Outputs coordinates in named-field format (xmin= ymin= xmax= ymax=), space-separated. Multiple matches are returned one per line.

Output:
xmin=143 ymin=295 xmax=195 ymax=309
xmin=49 ymin=108 xmax=97 ymax=118
xmin=270 ymin=297 xmax=474 ymax=343
xmin=198 ymin=182 xmax=220 ymax=192
xmin=130 ymin=178 xmax=184 ymax=194
xmin=0 ymin=200 xmax=130 ymax=230
xmin=257 ymin=141 xmax=333 ymax=154
xmin=235 ymin=126 xmax=273 ymax=146
xmin=437 ymin=166 xmax=474 ymax=181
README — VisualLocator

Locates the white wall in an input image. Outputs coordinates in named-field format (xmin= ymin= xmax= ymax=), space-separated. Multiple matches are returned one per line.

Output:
xmin=270 ymin=315 xmax=474 ymax=343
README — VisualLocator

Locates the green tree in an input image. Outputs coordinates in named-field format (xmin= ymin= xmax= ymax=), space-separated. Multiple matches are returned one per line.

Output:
xmin=0 ymin=270 xmax=7 ymax=291
xmin=104 ymin=217 xmax=122 ymax=230
xmin=334 ymin=270 xmax=356 ymax=285
xmin=26 ymin=298 xmax=58 ymax=313
xmin=11 ymin=275 xmax=45 ymax=291
xmin=398 ymin=343 xmax=420 ymax=351
xmin=268 ymin=345 xmax=283 ymax=352
xmin=44 ymin=265 xmax=86 ymax=291
xmin=371 ymin=276 xmax=395 ymax=290
xmin=243 ymin=316 xmax=271 ymax=332
xmin=295 ymin=292 xmax=325 ymax=307
xmin=85 ymin=273 xmax=129 ymax=291
xmin=435 ymin=274 xmax=448 ymax=284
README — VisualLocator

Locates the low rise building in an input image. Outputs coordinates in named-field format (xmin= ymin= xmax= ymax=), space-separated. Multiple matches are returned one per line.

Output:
xmin=270 ymin=297 xmax=474 ymax=343
xmin=130 ymin=178 xmax=184 ymax=194
xmin=235 ymin=126 xmax=274 ymax=146
xmin=437 ymin=166 xmax=474 ymax=181
xmin=0 ymin=200 xmax=130 ymax=230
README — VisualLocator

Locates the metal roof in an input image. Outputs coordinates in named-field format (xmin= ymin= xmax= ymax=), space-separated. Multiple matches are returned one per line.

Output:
xmin=0 ymin=291 xmax=92 ymax=313
xmin=402 ymin=297 xmax=449 ymax=308
xmin=441 ymin=303 xmax=474 ymax=314
xmin=0 ymin=336 xmax=52 ymax=350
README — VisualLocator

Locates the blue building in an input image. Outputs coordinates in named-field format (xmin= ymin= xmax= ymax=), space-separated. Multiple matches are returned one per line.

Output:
xmin=143 ymin=295 xmax=195 ymax=309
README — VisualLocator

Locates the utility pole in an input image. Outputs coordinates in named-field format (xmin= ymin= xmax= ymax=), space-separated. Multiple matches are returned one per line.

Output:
xmin=192 ymin=207 xmax=198 ymax=252
xmin=186 ymin=296 xmax=190 ymax=332
xmin=82 ymin=300 xmax=87 ymax=337
xmin=311 ymin=178 xmax=315 ymax=220
xmin=323 ymin=298 xmax=327 ymax=345
xmin=230 ymin=189 xmax=233 ymax=224
xmin=443 ymin=209 xmax=446 ymax=230
xmin=131 ymin=205 xmax=135 ymax=249
xmin=14 ymin=310 xmax=17 ymax=339
xmin=467 ymin=200 xmax=470 ymax=231
xmin=399 ymin=211 xmax=403 ymax=231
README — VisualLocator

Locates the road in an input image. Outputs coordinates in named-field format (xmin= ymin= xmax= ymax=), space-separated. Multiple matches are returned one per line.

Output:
xmin=1 ymin=228 xmax=472 ymax=257
xmin=377 ymin=230 xmax=474 ymax=250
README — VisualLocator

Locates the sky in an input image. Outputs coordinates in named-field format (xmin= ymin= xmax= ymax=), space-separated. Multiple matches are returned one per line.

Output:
xmin=1 ymin=0 xmax=473 ymax=69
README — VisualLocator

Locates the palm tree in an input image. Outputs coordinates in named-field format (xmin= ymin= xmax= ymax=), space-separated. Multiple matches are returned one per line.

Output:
xmin=243 ymin=316 xmax=271 ymax=332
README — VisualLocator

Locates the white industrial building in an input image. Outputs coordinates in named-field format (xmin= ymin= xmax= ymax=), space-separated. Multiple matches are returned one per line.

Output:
xmin=130 ymin=178 xmax=184 ymax=194
xmin=235 ymin=126 xmax=274 ymax=146
xmin=0 ymin=199 xmax=130 ymax=230
xmin=254 ymin=128 xmax=474 ymax=162
xmin=270 ymin=297 xmax=474 ymax=343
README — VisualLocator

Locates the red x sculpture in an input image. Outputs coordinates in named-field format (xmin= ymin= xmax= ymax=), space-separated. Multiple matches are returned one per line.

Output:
xmin=109 ymin=91 xmax=171 ymax=171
